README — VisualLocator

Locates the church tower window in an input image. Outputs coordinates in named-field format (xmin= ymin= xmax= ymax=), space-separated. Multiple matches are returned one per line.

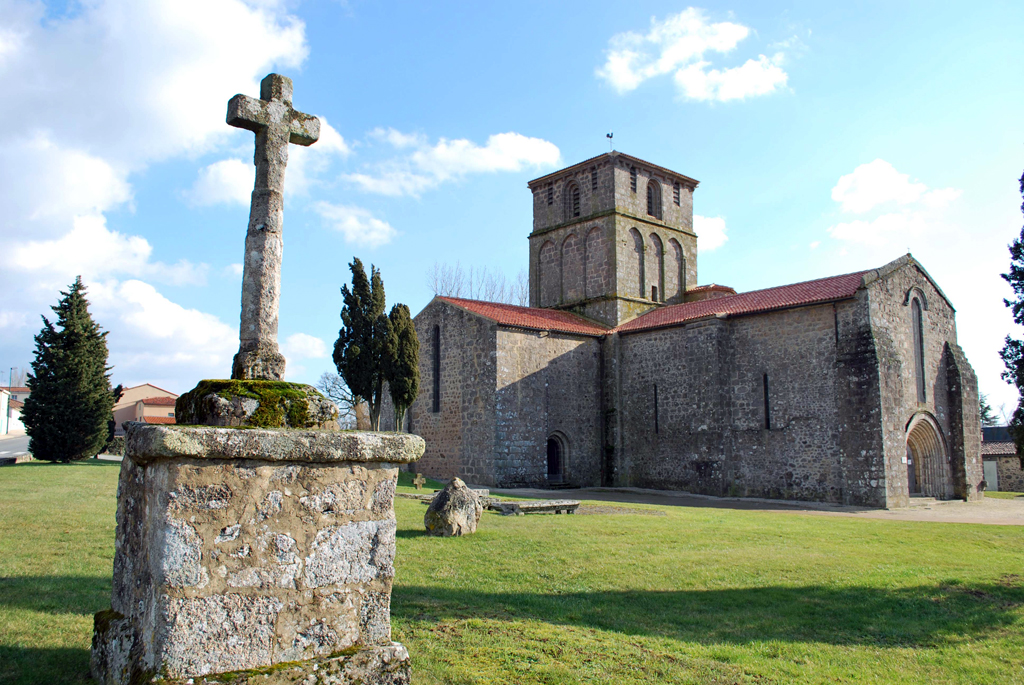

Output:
xmin=673 ymin=181 xmax=681 ymax=205
xmin=431 ymin=325 xmax=441 ymax=413
xmin=647 ymin=180 xmax=662 ymax=219
xmin=564 ymin=182 xmax=581 ymax=219
xmin=546 ymin=184 xmax=553 ymax=205
xmin=591 ymin=168 xmax=598 ymax=191
xmin=912 ymin=298 xmax=926 ymax=402
xmin=630 ymin=166 xmax=638 ymax=192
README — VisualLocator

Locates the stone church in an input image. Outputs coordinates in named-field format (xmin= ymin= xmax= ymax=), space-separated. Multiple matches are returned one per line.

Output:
xmin=394 ymin=151 xmax=983 ymax=508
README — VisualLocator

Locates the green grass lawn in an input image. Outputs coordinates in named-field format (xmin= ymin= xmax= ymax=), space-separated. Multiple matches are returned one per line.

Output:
xmin=2 ymin=463 xmax=1023 ymax=684
xmin=986 ymin=491 xmax=1024 ymax=500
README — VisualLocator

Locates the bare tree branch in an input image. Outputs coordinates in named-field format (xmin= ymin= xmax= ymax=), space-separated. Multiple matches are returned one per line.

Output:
xmin=427 ymin=261 xmax=528 ymax=306
xmin=316 ymin=372 xmax=357 ymax=429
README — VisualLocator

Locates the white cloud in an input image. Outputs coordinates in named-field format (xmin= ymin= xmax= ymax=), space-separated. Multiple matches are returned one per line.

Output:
xmin=827 ymin=160 xmax=962 ymax=247
xmin=369 ymin=127 xmax=425 ymax=149
xmin=345 ymin=131 xmax=560 ymax=197
xmin=186 ymin=158 xmax=253 ymax=206
xmin=314 ymin=203 xmax=397 ymax=247
xmin=831 ymin=159 xmax=935 ymax=214
xmin=11 ymin=215 xmax=208 ymax=286
xmin=0 ymin=0 xmax=310 ymax=391
xmin=674 ymin=53 xmax=788 ymax=102
xmin=282 ymin=333 xmax=329 ymax=360
xmin=597 ymin=8 xmax=789 ymax=102
xmin=695 ymin=215 xmax=728 ymax=252
xmin=285 ymin=118 xmax=351 ymax=196
xmin=225 ymin=263 xmax=244 ymax=276
xmin=88 ymin=279 xmax=237 ymax=384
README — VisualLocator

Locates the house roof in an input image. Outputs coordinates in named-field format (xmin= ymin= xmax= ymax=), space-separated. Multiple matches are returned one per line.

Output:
xmin=436 ymin=297 xmax=610 ymax=336
xmin=141 ymin=397 xmax=177 ymax=406
xmin=687 ymin=284 xmax=736 ymax=295
xmin=982 ymin=442 xmax=1016 ymax=456
xmin=616 ymin=270 xmax=870 ymax=334
xmin=124 ymin=383 xmax=177 ymax=396
xmin=527 ymin=151 xmax=699 ymax=189
xmin=142 ymin=416 xmax=176 ymax=425
xmin=5 ymin=387 xmax=30 ymax=394
xmin=9 ymin=399 xmax=23 ymax=410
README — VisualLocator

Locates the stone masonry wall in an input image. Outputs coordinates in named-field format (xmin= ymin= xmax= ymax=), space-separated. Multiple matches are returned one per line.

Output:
xmin=866 ymin=259 xmax=983 ymax=505
xmin=616 ymin=301 xmax=889 ymax=506
xmin=994 ymin=456 xmax=1024 ymax=492
xmin=494 ymin=328 xmax=602 ymax=486
xmin=96 ymin=426 xmax=423 ymax=682
xmin=407 ymin=300 xmax=497 ymax=485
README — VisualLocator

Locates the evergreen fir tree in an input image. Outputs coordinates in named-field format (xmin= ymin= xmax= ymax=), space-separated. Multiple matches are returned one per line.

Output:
xmin=386 ymin=303 xmax=420 ymax=432
xmin=23 ymin=277 xmax=115 ymax=462
xmin=1000 ymin=170 xmax=1024 ymax=468
xmin=333 ymin=258 xmax=393 ymax=430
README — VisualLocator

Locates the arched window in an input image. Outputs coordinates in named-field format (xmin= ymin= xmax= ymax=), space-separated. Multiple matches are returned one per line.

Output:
xmin=629 ymin=228 xmax=645 ymax=298
xmin=564 ymin=181 xmax=581 ymax=220
xmin=649 ymin=233 xmax=664 ymax=301
xmin=431 ymin=325 xmax=441 ymax=413
xmin=912 ymin=298 xmax=926 ymax=402
xmin=647 ymin=179 xmax=662 ymax=219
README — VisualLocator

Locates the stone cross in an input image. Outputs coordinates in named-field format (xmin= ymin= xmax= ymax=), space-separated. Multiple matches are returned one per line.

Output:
xmin=226 ymin=73 xmax=320 ymax=381
xmin=413 ymin=472 xmax=426 ymax=490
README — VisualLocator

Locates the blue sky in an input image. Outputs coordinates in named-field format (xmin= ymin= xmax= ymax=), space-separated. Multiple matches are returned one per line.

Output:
xmin=0 ymin=0 xmax=1022 ymax=413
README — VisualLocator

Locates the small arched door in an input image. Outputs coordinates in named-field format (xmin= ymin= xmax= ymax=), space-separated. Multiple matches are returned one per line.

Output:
xmin=546 ymin=438 xmax=562 ymax=483
xmin=906 ymin=415 xmax=952 ymax=499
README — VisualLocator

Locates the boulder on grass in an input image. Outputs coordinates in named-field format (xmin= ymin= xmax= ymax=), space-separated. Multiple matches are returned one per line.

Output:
xmin=424 ymin=478 xmax=482 ymax=537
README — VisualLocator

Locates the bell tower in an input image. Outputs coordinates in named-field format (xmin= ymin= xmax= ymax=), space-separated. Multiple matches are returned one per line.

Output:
xmin=526 ymin=152 xmax=699 ymax=327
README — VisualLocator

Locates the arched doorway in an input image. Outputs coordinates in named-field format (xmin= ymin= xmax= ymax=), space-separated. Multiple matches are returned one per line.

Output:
xmin=906 ymin=415 xmax=952 ymax=499
xmin=546 ymin=437 xmax=563 ymax=484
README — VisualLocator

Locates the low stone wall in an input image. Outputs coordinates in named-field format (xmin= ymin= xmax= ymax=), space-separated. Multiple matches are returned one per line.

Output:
xmin=995 ymin=455 xmax=1024 ymax=492
xmin=92 ymin=423 xmax=423 ymax=684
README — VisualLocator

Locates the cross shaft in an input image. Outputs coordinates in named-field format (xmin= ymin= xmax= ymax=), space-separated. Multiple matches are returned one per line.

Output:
xmin=226 ymin=74 xmax=320 ymax=381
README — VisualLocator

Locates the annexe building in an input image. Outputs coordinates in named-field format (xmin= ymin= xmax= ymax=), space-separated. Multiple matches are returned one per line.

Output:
xmin=398 ymin=152 xmax=983 ymax=508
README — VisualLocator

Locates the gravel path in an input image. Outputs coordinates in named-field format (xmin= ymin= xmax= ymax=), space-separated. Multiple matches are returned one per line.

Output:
xmin=488 ymin=486 xmax=1024 ymax=526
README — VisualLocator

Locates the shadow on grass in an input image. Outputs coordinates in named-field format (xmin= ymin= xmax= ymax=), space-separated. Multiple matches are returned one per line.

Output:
xmin=0 ymin=575 xmax=110 ymax=615
xmin=15 ymin=459 xmax=120 ymax=468
xmin=393 ymin=581 xmax=1024 ymax=648
xmin=397 ymin=529 xmax=429 ymax=539
xmin=0 ymin=646 xmax=93 ymax=685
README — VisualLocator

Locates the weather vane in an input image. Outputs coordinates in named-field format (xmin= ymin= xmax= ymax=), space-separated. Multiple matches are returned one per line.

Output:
xmin=607 ymin=131 xmax=614 ymax=151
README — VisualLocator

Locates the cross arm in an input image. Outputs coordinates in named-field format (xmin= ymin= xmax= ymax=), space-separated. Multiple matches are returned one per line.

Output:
xmin=226 ymin=94 xmax=268 ymax=133
xmin=289 ymin=111 xmax=320 ymax=146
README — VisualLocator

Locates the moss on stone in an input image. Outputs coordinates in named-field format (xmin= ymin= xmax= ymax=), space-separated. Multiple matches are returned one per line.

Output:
xmin=176 ymin=379 xmax=331 ymax=429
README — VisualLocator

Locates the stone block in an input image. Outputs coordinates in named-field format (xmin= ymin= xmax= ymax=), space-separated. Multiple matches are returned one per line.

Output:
xmin=91 ymin=423 xmax=423 ymax=684
xmin=175 ymin=379 xmax=339 ymax=430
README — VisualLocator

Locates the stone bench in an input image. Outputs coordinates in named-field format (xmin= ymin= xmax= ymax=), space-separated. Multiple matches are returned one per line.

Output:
xmin=488 ymin=499 xmax=581 ymax=516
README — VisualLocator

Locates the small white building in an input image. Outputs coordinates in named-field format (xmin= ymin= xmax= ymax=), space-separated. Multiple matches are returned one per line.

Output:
xmin=1 ymin=390 xmax=24 ymax=435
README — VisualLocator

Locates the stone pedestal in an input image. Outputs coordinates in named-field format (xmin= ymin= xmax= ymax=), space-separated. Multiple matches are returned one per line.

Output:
xmin=91 ymin=423 xmax=423 ymax=684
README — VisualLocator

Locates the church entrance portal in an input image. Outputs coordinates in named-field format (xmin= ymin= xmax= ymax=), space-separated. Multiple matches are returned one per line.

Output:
xmin=906 ymin=415 xmax=952 ymax=499
xmin=547 ymin=437 xmax=563 ymax=483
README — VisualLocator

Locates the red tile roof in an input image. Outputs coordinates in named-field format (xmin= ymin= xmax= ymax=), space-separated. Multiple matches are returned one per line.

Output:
xmin=982 ymin=442 xmax=1016 ymax=456
xmin=437 ymin=297 xmax=610 ymax=336
xmin=9 ymin=399 xmax=23 ymax=410
xmin=616 ymin=271 xmax=870 ymax=334
xmin=687 ymin=284 xmax=736 ymax=294
xmin=142 ymin=396 xmax=177 ymax=406
xmin=143 ymin=416 xmax=176 ymax=424
xmin=5 ymin=387 xmax=30 ymax=394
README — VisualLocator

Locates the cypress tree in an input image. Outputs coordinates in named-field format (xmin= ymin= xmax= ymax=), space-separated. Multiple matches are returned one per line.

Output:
xmin=1001 ymin=170 xmax=1024 ymax=468
xmin=334 ymin=258 xmax=393 ymax=430
xmin=386 ymin=303 xmax=420 ymax=432
xmin=23 ymin=277 xmax=115 ymax=462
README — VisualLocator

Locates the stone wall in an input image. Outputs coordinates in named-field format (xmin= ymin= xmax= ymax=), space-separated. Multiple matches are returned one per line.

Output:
xmin=494 ymin=329 xmax=602 ymax=486
xmin=93 ymin=425 xmax=422 ymax=683
xmin=615 ymin=303 xmax=869 ymax=503
xmin=994 ymin=456 xmax=1024 ymax=492
xmin=407 ymin=299 xmax=498 ymax=485
xmin=865 ymin=258 xmax=983 ymax=505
